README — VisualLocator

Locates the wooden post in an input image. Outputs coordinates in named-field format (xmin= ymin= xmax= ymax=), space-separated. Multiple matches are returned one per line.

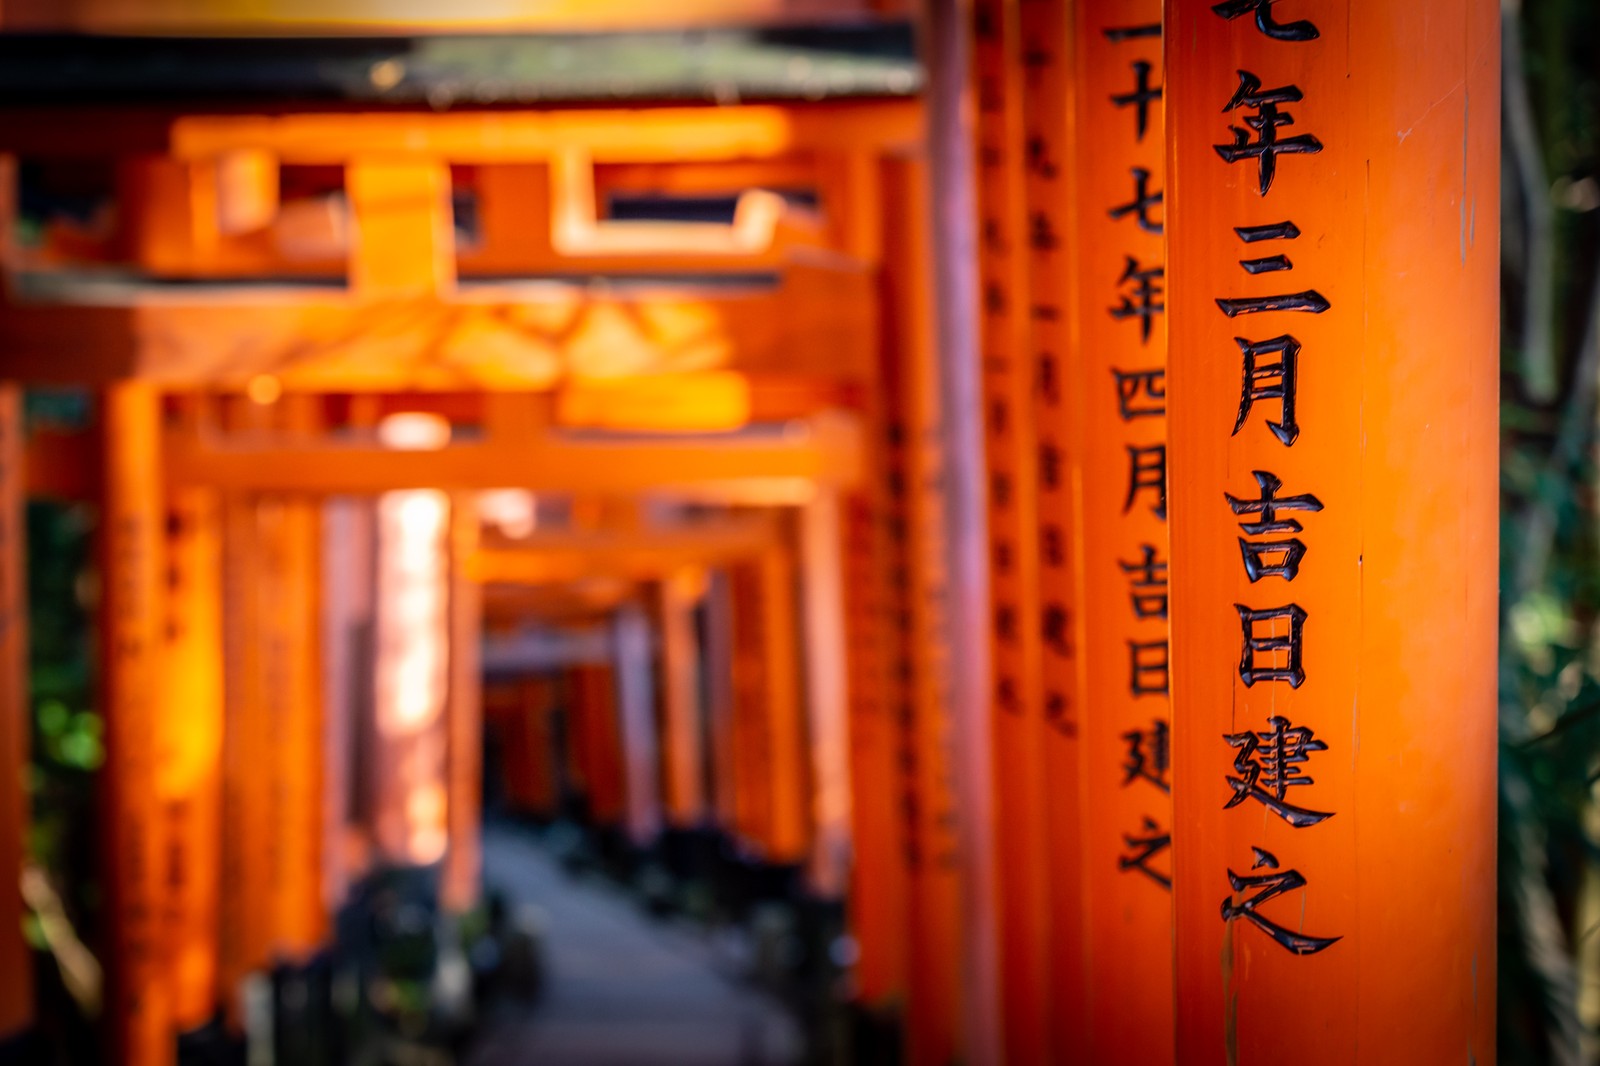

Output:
xmin=658 ymin=568 xmax=707 ymax=827
xmin=441 ymin=495 xmax=483 ymax=913
xmin=318 ymin=496 xmax=373 ymax=919
xmin=613 ymin=602 xmax=662 ymax=849
xmin=101 ymin=381 xmax=172 ymax=1064
xmin=257 ymin=396 xmax=326 ymax=957
xmin=703 ymin=571 xmax=741 ymax=838
xmin=798 ymin=493 xmax=852 ymax=899
xmin=159 ymin=479 xmax=225 ymax=1034
xmin=219 ymin=483 xmax=267 ymax=1022
xmin=1165 ymin=2 xmax=1499 ymax=1062
xmin=880 ymin=157 xmax=965 ymax=1066
xmin=839 ymin=485 xmax=909 ymax=1010
xmin=0 ymin=386 xmax=31 ymax=1044
xmin=1050 ymin=1 xmax=1176 ymax=1060
xmin=969 ymin=0 xmax=1053 ymax=1059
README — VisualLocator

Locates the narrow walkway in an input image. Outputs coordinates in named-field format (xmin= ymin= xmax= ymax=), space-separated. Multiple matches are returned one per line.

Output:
xmin=467 ymin=825 xmax=804 ymax=1066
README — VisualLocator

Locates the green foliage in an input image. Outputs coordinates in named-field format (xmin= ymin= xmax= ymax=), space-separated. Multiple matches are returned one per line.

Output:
xmin=1500 ymin=1 xmax=1600 ymax=1060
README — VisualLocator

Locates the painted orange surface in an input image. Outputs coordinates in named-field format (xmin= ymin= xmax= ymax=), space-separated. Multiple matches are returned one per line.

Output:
xmin=158 ymin=484 xmax=224 ymax=1031
xmin=1063 ymin=2 xmax=1175 ymax=1061
xmin=573 ymin=665 xmax=626 ymax=828
xmin=970 ymin=0 xmax=1053 ymax=1059
xmin=443 ymin=496 xmax=484 ymax=913
xmin=0 ymin=389 xmax=31 ymax=1040
xmin=1164 ymin=1 xmax=1498 ymax=1062
xmin=879 ymin=156 xmax=963 ymax=1066
xmin=841 ymin=486 xmax=909 ymax=1008
xmin=101 ymin=382 xmax=173 ymax=1064
xmin=1014 ymin=1 xmax=1091 ymax=1059
xmin=658 ymin=569 xmax=708 ymax=825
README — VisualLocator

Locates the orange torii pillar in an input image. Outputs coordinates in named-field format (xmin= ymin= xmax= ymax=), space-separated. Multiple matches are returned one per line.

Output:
xmin=703 ymin=571 xmax=741 ymax=842
xmin=254 ymin=401 xmax=327 ymax=961
xmin=0 ymin=386 xmax=31 ymax=1050
xmin=657 ymin=568 xmax=708 ymax=829
xmin=798 ymin=491 xmax=854 ymax=902
xmin=102 ymin=382 xmax=172 ymax=1065
xmin=570 ymin=663 xmax=627 ymax=833
xmin=969 ymin=0 xmax=1053 ymax=1060
xmin=159 ymin=474 xmax=225 ymax=1040
xmin=1046 ymin=1 xmax=1178 ymax=1060
xmin=441 ymin=494 xmax=483 ymax=913
xmin=726 ymin=554 xmax=808 ymax=866
xmin=612 ymin=601 xmax=663 ymax=849
xmin=837 ymin=483 xmax=909 ymax=1016
xmin=880 ymin=157 xmax=965 ymax=1066
xmin=1165 ymin=2 xmax=1498 ymax=1062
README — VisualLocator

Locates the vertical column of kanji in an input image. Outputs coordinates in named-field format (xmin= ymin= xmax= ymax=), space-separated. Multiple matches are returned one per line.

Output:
xmin=1165 ymin=1 xmax=1498 ymax=1062
xmin=1015 ymin=1 xmax=1089 ymax=1055
xmin=838 ymin=482 xmax=909 ymax=1012
xmin=442 ymin=495 xmax=483 ymax=913
xmin=970 ymin=0 xmax=1052 ymax=1057
xmin=101 ymin=382 xmax=172 ymax=1065
xmin=159 ymin=450 xmax=225 ymax=1036
xmin=880 ymin=156 xmax=964 ymax=1066
xmin=1068 ymin=4 xmax=1175 ymax=1061
xmin=0 ymin=386 xmax=30 ymax=1045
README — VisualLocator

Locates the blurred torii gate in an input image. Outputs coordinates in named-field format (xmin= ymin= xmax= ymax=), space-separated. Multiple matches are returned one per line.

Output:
xmin=0 ymin=38 xmax=964 ymax=1062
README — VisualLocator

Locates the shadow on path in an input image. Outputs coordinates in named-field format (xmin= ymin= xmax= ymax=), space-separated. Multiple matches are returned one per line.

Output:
xmin=466 ymin=824 xmax=803 ymax=1066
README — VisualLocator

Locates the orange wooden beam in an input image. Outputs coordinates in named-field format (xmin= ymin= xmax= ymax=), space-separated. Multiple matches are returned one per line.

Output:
xmin=0 ymin=387 xmax=31 ymax=1044
xmin=164 ymin=104 xmax=922 ymax=166
xmin=1165 ymin=1 xmax=1498 ymax=1061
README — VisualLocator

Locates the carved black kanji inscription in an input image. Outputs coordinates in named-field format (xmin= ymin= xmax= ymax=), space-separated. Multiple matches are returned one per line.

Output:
xmin=1234 ymin=603 xmax=1307 ymax=688
xmin=1123 ymin=718 xmax=1171 ymax=793
xmin=1113 ymin=367 xmax=1166 ymax=420
xmin=1119 ymin=816 xmax=1172 ymax=889
xmin=1224 ymin=470 xmax=1324 ymax=535
xmin=1110 ymin=256 xmax=1165 ymax=344
xmin=1223 ymin=715 xmax=1332 ymax=827
xmin=1216 ymin=290 xmax=1330 ymax=316
xmin=1210 ymin=0 xmax=1319 ymax=42
xmin=1240 ymin=254 xmax=1292 ymax=274
xmin=1119 ymin=543 xmax=1169 ymax=619
xmin=1215 ymin=71 xmax=1324 ymax=196
xmin=1111 ymin=60 xmax=1163 ymax=144
xmin=1232 ymin=334 xmax=1301 ymax=446
xmin=1128 ymin=639 xmax=1170 ymax=697
xmin=1109 ymin=166 xmax=1164 ymax=235
xmin=1123 ymin=444 xmax=1167 ymax=518
xmin=1221 ymin=846 xmax=1341 ymax=955
xmin=1234 ymin=220 xmax=1301 ymax=243
xmin=1237 ymin=536 xmax=1308 ymax=582
xmin=1103 ymin=23 xmax=1161 ymax=42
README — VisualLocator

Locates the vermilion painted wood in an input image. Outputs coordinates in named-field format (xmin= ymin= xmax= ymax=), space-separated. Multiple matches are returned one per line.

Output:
xmin=970 ymin=0 xmax=1053 ymax=1059
xmin=1165 ymin=1 xmax=1498 ymax=1061
xmin=102 ymin=382 xmax=173 ymax=1064
xmin=1014 ymin=1 xmax=1091 ymax=1059
xmin=442 ymin=495 xmax=484 ymax=913
xmin=880 ymin=156 xmax=963 ymax=1066
xmin=158 ymin=481 xmax=224 ymax=1032
xmin=0 ymin=388 xmax=30 ymax=1042
xmin=1062 ymin=2 xmax=1176 ymax=1062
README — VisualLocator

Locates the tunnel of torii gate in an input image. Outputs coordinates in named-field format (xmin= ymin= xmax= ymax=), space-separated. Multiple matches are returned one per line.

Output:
xmin=0 ymin=0 xmax=1496 ymax=1064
